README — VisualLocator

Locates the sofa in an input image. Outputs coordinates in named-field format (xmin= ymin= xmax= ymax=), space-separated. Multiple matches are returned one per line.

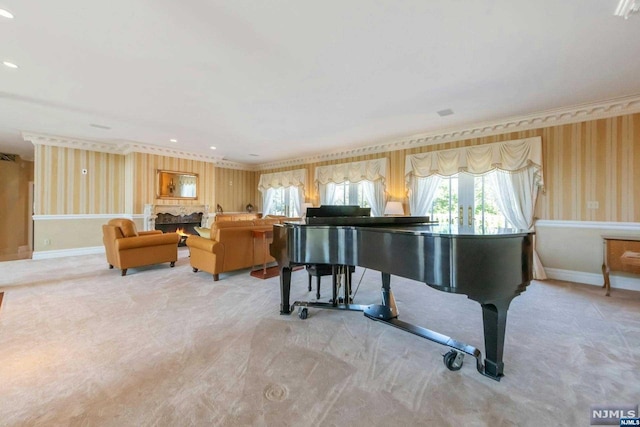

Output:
xmin=186 ymin=217 xmax=300 ymax=281
xmin=102 ymin=218 xmax=180 ymax=276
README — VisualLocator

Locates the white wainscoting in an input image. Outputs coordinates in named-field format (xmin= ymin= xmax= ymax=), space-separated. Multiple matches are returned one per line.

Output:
xmin=32 ymin=213 xmax=144 ymax=258
xmin=536 ymin=220 xmax=640 ymax=292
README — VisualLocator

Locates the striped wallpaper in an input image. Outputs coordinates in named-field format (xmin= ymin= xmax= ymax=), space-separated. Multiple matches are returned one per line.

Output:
xmin=34 ymin=145 xmax=126 ymax=215
xmin=129 ymin=152 xmax=217 ymax=214
xmin=215 ymin=167 xmax=259 ymax=213
xmin=258 ymin=112 xmax=640 ymax=222
xmin=34 ymin=112 xmax=639 ymax=222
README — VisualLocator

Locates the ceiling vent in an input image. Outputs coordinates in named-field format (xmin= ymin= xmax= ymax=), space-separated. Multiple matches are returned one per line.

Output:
xmin=0 ymin=153 xmax=17 ymax=162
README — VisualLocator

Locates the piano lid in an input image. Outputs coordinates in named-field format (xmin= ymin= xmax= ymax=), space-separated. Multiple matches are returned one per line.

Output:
xmin=306 ymin=205 xmax=371 ymax=218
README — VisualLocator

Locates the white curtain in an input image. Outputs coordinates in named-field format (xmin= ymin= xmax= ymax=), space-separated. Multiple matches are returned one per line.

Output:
xmin=258 ymin=169 xmax=306 ymax=193
xmin=316 ymin=158 xmax=388 ymax=216
xmin=361 ymin=180 xmax=385 ymax=217
xmin=289 ymin=186 xmax=303 ymax=217
xmin=488 ymin=168 xmax=547 ymax=279
xmin=405 ymin=136 xmax=543 ymax=183
xmin=408 ymin=175 xmax=441 ymax=216
xmin=177 ymin=175 xmax=197 ymax=197
xmin=319 ymin=182 xmax=337 ymax=205
xmin=262 ymin=188 xmax=276 ymax=216
xmin=258 ymin=169 xmax=306 ymax=216
xmin=405 ymin=136 xmax=546 ymax=279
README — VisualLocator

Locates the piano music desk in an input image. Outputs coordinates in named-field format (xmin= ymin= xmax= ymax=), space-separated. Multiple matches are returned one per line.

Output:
xmin=602 ymin=235 xmax=640 ymax=296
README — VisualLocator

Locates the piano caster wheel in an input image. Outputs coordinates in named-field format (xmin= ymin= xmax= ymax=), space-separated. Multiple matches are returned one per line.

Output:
xmin=298 ymin=307 xmax=308 ymax=319
xmin=443 ymin=350 xmax=464 ymax=371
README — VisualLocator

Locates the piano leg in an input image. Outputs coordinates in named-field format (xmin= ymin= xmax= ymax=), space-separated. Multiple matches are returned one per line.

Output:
xmin=363 ymin=272 xmax=399 ymax=320
xmin=480 ymin=299 xmax=511 ymax=379
xmin=279 ymin=266 xmax=292 ymax=315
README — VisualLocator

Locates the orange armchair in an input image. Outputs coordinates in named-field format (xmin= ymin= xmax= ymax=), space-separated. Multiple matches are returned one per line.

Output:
xmin=102 ymin=218 xmax=180 ymax=276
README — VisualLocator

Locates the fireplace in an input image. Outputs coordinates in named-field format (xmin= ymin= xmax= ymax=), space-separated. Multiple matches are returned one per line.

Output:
xmin=155 ymin=212 xmax=203 ymax=246
xmin=144 ymin=204 xmax=210 ymax=246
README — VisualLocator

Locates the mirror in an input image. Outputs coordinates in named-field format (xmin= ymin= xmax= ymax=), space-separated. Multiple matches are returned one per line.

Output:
xmin=157 ymin=170 xmax=198 ymax=199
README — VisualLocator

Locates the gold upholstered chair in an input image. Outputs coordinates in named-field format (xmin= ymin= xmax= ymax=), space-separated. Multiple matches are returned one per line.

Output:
xmin=102 ymin=218 xmax=180 ymax=276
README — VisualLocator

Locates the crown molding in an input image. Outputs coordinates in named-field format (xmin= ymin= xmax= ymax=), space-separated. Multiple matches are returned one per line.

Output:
xmin=255 ymin=93 xmax=640 ymax=170
xmin=20 ymin=132 xmax=256 ymax=170
xmin=22 ymin=94 xmax=640 ymax=172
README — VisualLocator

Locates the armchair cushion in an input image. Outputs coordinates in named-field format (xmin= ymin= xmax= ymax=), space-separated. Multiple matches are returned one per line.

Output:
xmin=194 ymin=226 xmax=211 ymax=239
xmin=108 ymin=218 xmax=139 ymax=237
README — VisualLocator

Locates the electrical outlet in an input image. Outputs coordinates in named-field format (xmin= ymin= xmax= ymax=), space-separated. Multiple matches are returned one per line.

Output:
xmin=43 ymin=238 xmax=51 ymax=246
xmin=587 ymin=201 xmax=599 ymax=209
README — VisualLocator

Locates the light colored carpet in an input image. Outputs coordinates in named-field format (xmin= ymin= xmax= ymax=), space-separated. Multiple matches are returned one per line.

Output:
xmin=0 ymin=248 xmax=639 ymax=426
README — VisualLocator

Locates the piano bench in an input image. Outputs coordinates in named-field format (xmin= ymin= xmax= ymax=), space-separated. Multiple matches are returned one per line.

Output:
xmin=306 ymin=264 xmax=355 ymax=300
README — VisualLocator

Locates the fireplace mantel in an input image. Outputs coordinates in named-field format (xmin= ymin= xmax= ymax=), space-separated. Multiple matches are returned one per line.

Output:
xmin=143 ymin=204 xmax=210 ymax=231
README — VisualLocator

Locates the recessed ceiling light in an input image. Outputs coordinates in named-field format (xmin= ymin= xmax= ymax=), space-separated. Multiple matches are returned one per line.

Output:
xmin=210 ymin=146 xmax=216 ymax=150
xmin=437 ymin=108 xmax=454 ymax=117
xmin=0 ymin=9 xmax=14 ymax=19
xmin=249 ymin=154 xmax=259 ymax=157
xmin=3 ymin=61 xmax=18 ymax=69
xmin=169 ymin=138 xmax=178 ymax=143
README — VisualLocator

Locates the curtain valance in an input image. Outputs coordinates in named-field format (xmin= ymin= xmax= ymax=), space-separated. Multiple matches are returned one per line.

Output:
xmin=258 ymin=168 xmax=306 ymax=192
xmin=405 ymin=136 xmax=543 ymax=186
xmin=315 ymin=158 xmax=388 ymax=185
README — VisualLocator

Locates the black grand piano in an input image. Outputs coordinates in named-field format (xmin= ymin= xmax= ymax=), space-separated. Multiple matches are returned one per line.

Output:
xmin=270 ymin=205 xmax=533 ymax=381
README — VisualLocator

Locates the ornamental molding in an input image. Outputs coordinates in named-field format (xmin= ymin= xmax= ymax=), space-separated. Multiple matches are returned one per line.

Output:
xmin=21 ymin=132 xmax=253 ymax=170
xmin=143 ymin=204 xmax=209 ymax=231
xmin=256 ymin=93 xmax=640 ymax=170
xmin=22 ymin=93 xmax=640 ymax=171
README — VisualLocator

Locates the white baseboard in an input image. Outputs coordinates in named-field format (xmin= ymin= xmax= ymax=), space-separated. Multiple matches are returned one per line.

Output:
xmin=544 ymin=267 xmax=640 ymax=292
xmin=32 ymin=246 xmax=105 ymax=260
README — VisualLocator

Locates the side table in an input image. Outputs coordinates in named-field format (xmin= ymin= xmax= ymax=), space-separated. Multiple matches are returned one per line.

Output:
xmin=252 ymin=229 xmax=274 ymax=277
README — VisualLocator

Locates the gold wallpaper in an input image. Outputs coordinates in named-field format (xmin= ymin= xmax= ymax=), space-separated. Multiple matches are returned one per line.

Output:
xmin=33 ymin=112 xmax=639 ymax=222
xmin=258 ymin=112 xmax=640 ymax=222
xmin=215 ymin=167 xmax=259 ymax=213
xmin=34 ymin=145 xmax=125 ymax=215
xmin=129 ymin=152 xmax=217 ymax=214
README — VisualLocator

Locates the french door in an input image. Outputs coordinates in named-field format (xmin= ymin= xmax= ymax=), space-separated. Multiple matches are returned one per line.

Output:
xmin=430 ymin=172 xmax=511 ymax=231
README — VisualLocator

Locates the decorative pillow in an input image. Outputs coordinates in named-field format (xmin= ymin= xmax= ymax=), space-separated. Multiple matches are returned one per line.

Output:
xmin=194 ymin=226 xmax=211 ymax=239
xmin=109 ymin=218 xmax=138 ymax=237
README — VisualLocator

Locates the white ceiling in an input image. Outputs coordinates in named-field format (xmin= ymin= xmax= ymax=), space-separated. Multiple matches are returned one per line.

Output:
xmin=1 ymin=0 xmax=639 ymax=164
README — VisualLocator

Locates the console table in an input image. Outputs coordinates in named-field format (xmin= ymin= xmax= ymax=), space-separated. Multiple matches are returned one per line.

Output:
xmin=602 ymin=235 xmax=640 ymax=296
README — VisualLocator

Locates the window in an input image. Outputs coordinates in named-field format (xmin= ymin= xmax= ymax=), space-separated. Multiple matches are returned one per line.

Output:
xmin=258 ymin=169 xmax=306 ymax=217
xmin=315 ymin=159 xmax=388 ymax=215
xmin=429 ymin=172 xmax=512 ymax=231
xmin=331 ymin=181 xmax=370 ymax=207
xmin=266 ymin=187 xmax=300 ymax=217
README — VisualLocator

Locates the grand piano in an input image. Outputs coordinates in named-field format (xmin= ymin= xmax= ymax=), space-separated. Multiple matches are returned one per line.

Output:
xmin=270 ymin=206 xmax=534 ymax=381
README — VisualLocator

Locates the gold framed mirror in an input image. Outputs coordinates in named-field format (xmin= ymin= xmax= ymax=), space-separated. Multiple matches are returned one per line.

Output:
xmin=157 ymin=170 xmax=198 ymax=200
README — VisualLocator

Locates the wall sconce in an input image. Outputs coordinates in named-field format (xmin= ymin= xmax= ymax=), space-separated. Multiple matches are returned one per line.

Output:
xmin=384 ymin=201 xmax=404 ymax=216
xmin=168 ymin=178 xmax=175 ymax=194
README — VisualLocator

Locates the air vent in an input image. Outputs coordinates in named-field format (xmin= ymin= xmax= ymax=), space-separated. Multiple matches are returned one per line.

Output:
xmin=0 ymin=153 xmax=17 ymax=162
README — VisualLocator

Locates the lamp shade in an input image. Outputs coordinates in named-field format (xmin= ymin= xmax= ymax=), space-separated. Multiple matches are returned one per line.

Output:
xmin=384 ymin=201 xmax=404 ymax=216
